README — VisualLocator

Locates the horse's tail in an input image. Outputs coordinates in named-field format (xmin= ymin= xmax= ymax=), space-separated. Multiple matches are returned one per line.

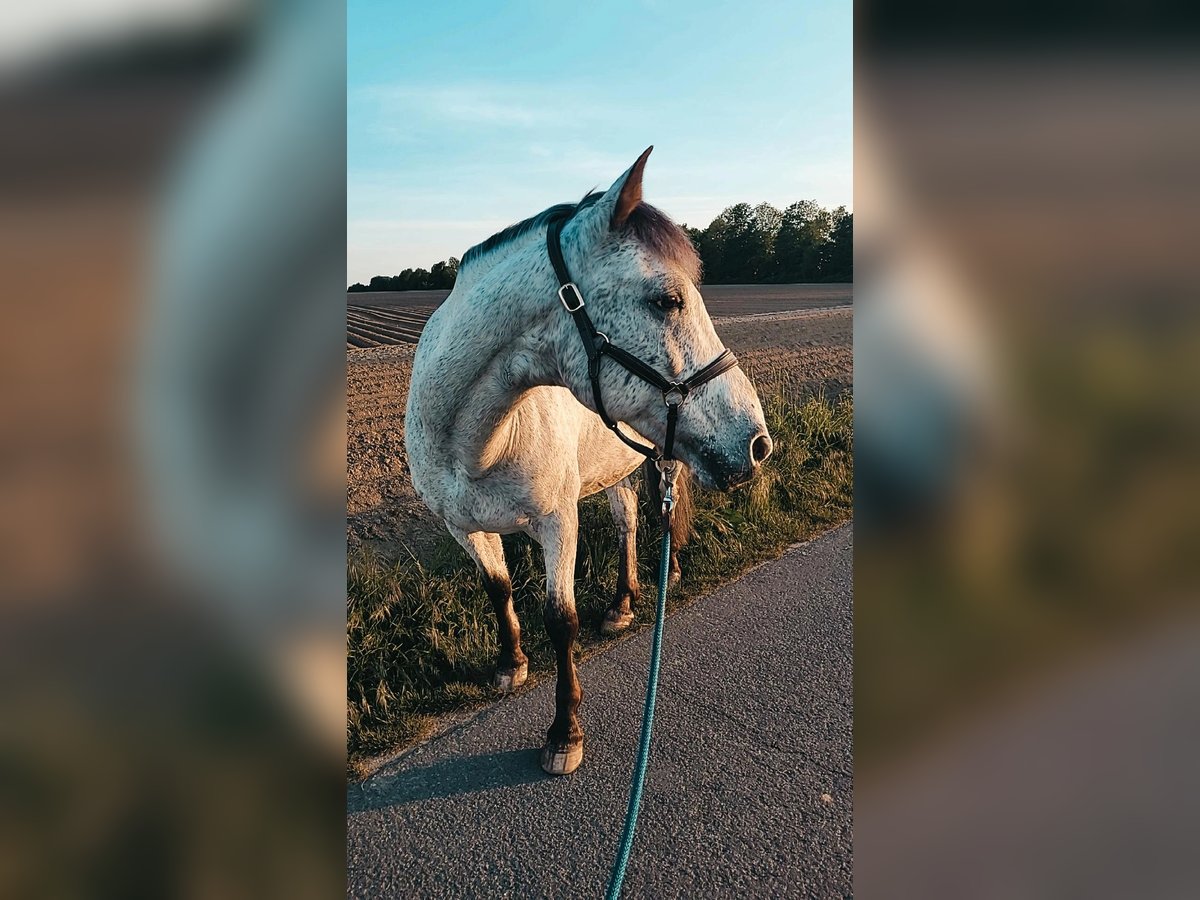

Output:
xmin=641 ymin=458 xmax=694 ymax=549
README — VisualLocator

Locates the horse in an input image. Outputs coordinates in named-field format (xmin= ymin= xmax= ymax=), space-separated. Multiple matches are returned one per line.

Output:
xmin=404 ymin=147 xmax=772 ymax=775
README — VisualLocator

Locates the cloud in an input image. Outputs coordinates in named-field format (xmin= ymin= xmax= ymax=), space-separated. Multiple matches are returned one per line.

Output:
xmin=355 ymin=83 xmax=617 ymax=133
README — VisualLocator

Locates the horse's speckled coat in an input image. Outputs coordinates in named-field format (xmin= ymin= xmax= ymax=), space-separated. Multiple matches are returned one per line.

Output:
xmin=403 ymin=151 xmax=768 ymax=771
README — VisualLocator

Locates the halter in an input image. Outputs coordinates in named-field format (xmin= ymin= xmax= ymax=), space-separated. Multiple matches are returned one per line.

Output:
xmin=545 ymin=211 xmax=740 ymax=499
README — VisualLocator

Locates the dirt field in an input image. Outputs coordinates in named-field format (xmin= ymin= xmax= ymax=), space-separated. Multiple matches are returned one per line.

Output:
xmin=347 ymin=296 xmax=851 ymax=558
xmin=347 ymin=283 xmax=850 ymax=348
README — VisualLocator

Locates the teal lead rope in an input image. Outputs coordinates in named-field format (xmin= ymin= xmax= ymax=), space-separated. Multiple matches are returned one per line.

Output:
xmin=605 ymin=477 xmax=675 ymax=900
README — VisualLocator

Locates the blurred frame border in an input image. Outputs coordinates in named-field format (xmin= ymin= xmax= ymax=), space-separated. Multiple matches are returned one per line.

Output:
xmin=856 ymin=4 xmax=1200 ymax=897
xmin=1 ymin=2 xmax=346 ymax=897
xmin=4 ymin=0 xmax=1200 ymax=896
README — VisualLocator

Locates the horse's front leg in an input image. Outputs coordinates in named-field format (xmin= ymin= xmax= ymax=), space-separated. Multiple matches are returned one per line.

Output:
xmin=534 ymin=504 xmax=584 ymax=775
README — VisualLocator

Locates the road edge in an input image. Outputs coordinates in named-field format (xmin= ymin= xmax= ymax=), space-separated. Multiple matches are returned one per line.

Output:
xmin=348 ymin=518 xmax=853 ymax=783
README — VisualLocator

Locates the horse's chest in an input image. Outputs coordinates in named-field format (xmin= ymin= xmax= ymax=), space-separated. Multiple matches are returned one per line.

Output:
xmin=577 ymin=424 xmax=643 ymax=498
xmin=447 ymin=474 xmax=554 ymax=534
xmin=579 ymin=460 xmax=639 ymax=498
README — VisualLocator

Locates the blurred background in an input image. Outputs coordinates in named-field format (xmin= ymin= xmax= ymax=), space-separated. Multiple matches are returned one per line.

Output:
xmin=3 ymin=0 xmax=1199 ymax=896
xmin=855 ymin=4 xmax=1200 ymax=898
xmin=0 ymin=1 xmax=345 ymax=897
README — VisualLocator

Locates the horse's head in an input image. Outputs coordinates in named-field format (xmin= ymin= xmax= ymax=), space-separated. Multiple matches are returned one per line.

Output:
xmin=558 ymin=147 xmax=772 ymax=491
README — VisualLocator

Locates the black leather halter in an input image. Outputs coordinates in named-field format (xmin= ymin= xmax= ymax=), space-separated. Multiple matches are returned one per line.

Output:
xmin=546 ymin=211 xmax=740 ymax=469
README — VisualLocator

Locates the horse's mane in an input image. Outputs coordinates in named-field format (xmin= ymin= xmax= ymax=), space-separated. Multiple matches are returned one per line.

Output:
xmin=460 ymin=191 xmax=702 ymax=284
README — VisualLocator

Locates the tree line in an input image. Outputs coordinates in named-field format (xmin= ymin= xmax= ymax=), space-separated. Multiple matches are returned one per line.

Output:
xmin=348 ymin=257 xmax=459 ymax=292
xmin=686 ymin=201 xmax=851 ymax=284
xmin=347 ymin=200 xmax=851 ymax=292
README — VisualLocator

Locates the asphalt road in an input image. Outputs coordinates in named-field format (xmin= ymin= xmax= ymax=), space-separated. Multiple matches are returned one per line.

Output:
xmin=347 ymin=524 xmax=853 ymax=899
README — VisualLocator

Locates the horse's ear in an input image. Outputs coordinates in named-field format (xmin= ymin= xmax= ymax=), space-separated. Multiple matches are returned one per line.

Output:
xmin=611 ymin=145 xmax=652 ymax=229
xmin=575 ymin=147 xmax=653 ymax=244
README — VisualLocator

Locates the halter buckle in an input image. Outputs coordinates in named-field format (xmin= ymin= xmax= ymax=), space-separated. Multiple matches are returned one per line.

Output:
xmin=558 ymin=282 xmax=585 ymax=312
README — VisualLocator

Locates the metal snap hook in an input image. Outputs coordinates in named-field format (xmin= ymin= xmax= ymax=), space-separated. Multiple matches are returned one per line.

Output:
xmin=656 ymin=458 xmax=679 ymax=516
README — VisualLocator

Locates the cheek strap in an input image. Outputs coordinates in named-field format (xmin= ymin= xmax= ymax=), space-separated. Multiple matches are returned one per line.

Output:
xmin=546 ymin=212 xmax=739 ymax=465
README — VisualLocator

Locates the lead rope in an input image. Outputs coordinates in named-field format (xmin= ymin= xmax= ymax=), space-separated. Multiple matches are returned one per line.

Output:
xmin=542 ymin=209 xmax=736 ymax=896
xmin=605 ymin=457 xmax=679 ymax=900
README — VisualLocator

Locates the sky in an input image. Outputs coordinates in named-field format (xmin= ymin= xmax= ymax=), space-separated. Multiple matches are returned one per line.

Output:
xmin=347 ymin=0 xmax=852 ymax=283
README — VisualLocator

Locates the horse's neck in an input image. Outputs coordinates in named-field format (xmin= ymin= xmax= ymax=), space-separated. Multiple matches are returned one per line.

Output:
xmin=415 ymin=269 xmax=570 ymax=471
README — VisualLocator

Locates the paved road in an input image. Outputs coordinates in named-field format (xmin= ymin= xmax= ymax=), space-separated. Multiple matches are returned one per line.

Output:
xmin=347 ymin=524 xmax=853 ymax=899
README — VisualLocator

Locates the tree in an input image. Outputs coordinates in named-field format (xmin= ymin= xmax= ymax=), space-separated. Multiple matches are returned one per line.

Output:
xmin=822 ymin=209 xmax=852 ymax=282
xmin=696 ymin=203 xmax=745 ymax=282
xmin=427 ymin=257 xmax=459 ymax=289
xmin=773 ymin=200 xmax=832 ymax=282
xmin=748 ymin=203 xmax=783 ymax=281
xmin=700 ymin=202 xmax=780 ymax=283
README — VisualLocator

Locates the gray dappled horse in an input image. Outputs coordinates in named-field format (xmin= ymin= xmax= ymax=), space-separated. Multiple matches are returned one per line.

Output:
xmin=405 ymin=148 xmax=771 ymax=774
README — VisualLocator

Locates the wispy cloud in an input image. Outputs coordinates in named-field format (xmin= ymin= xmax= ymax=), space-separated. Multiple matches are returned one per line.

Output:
xmin=355 ymin=83 xmax=621 ymax=137
xmin=366 ymin=85 xmax=555 ymax=127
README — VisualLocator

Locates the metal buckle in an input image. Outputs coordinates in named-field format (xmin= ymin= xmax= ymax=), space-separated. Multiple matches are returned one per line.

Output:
xmin=558 ymin=283 xmax=585 ymax=312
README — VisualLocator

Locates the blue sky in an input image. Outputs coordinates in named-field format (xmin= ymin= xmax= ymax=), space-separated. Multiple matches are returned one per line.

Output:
xmin=348 ymin=0 xmax=851 ymax=281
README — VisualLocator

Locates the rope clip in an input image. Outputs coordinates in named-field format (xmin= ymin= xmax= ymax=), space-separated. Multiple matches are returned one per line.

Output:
xmin=656 ymin=458 xmax=679 ymax=520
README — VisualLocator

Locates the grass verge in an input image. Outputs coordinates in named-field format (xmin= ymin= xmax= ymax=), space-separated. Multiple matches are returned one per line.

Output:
xmin=347 ymin=392 xmax=853 ymax=777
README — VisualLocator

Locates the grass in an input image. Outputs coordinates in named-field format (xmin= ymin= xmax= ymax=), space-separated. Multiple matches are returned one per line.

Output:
xmin=347 ymin=391 xmax=853 ymax=777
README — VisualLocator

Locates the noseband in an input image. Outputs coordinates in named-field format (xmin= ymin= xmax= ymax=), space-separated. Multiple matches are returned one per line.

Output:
xmin=545 ymin=212 xmax=740 ymax=482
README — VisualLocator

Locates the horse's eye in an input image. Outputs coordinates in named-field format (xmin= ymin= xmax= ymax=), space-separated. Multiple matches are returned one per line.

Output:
xmin=650 ymin=292 xmax=682 ymax=311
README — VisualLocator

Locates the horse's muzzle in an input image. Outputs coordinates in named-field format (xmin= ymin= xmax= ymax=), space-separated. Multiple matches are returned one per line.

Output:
xmin=688 ymin=428 xmax=773 ymax=492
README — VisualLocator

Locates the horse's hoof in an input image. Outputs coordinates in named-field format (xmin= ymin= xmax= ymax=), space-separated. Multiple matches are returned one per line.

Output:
xmin=493 ymin=662 xmax=528 ymax=693
xmin=540 ymin=740 xmax=584 ymax=775
xmin=601 ymin=610 xmax=635 ymax=635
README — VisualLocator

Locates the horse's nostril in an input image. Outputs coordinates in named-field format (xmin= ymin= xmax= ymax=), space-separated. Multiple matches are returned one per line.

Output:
xmin=751 ymin=433 xmax=773 ymax=465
